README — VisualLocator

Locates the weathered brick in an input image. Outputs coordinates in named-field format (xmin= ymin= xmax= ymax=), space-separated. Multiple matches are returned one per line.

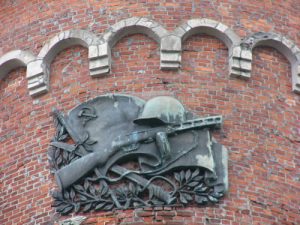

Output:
xmin=176 ymin=210 xmax=195 ymax=217
xmin=1 ymin=2 xmax=300 ymax=225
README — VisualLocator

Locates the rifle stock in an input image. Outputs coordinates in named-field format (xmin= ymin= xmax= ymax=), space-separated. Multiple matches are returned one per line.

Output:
xmin=56 ymin=150 xmax=175 ymax=204
xmin=55 ymin=151 xmax=103 ymax=190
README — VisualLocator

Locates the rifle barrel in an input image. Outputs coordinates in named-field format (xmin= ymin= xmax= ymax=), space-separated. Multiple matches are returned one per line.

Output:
xmin=173 ymin=115 xmax=222 ymax=131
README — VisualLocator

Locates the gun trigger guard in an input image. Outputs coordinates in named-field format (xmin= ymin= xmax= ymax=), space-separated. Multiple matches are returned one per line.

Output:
xmin=122 ymin=143 xmax=140 ymax=152
xmin=143 ymin=138 xmax=154 ymax=144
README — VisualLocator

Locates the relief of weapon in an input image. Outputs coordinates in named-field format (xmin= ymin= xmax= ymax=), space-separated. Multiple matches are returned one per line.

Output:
xmin=54 ymin=113 xmax=222 ymax=192
xmin=52 ymin=109 xmax=175 ymax=204
xmin=115 ymin=115 xmax=222 ymax=152
xmin=52 ymin=109 xmax=94 ymax=154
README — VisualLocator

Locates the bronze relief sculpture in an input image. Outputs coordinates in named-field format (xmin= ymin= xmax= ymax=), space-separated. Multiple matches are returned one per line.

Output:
xmin=48 ymin=94 xmax=228 ymax=214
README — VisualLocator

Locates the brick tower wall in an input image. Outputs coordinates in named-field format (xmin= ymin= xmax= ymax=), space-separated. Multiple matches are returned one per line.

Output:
xmin=0 ymin=1 xmax=299 ymax=225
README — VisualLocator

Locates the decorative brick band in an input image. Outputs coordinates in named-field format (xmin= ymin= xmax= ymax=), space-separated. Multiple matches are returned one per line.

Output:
xmin=0 ymin=18 xmax=300 ymax=97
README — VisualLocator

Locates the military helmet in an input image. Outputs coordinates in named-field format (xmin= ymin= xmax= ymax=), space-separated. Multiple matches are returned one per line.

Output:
xmin=134 ymin=96 xmax=186 ymax=126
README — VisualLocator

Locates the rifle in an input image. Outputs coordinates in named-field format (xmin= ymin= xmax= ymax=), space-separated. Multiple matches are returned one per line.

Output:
xmin=54 ymin=110 xmax=222 ymax=192
xmin=113 ymin=115 xmax=222 ymax=152
xmin=52 ymin=109 xmax=177 ymax=204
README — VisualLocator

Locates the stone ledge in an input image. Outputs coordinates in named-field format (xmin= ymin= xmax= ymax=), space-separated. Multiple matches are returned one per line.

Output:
xmin=88 ymin=43 xmax=111 ymax=77
xmin=160 ymin=35 xmax=182 ymax=70
xmin=229 ymin=46 xmax=252 ymax=78
xmin=26 ymin=59 xmax=49 ymax=97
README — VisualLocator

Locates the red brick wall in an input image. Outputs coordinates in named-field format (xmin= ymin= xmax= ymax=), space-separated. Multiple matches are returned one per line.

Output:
xmin=0 ymin=1 xmax=299 ymax=225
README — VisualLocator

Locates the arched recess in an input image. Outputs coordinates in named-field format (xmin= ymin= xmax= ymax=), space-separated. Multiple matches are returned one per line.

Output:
xmin=236 ymin=32 xmax=300 ymax=93
xmin=104 ymin=17 xmax=168 ymax=47
xmin=173 ymin=19 xmax=241 ymax=74
xmin=0 ymin=50 xmax=35 ymax=80
xmin=27 ymin=29 xmax=102 ymax=96
xmin=98 ymin=17 xmax=170 ymax=73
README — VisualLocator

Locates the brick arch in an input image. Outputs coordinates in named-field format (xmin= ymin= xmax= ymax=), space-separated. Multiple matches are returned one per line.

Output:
xmin=38 ymin=29 xmax=101 ymax=62
xmin=104 ymin=17 xmax=168 ymax=46
xmin=174 ymin=19 xmax=241 ymax=76
xmin=174 ymin=19 xmax=240 ymax=49
xmin=231 ymin=32 xmax=300 ymax=93
xmin=0 ymin=50 xmax=35 ymax=80
xmin=26 ymin=30 xmax=102 ymax=96
xmin=98 ymin=17 xmax=170 ymax=74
